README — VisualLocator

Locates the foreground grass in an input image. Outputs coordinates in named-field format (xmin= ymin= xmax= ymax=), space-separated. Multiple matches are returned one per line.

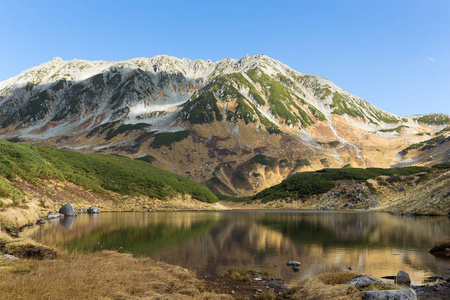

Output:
xmin=288 ymin=271 xmax=361 ymax=300
xmin=0 ymin=250 xmax=231 ymax=299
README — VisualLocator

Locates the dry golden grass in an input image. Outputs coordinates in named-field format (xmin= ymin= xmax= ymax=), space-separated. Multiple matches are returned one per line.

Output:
xmin=220 ymin=268 xmax=253 ymax=282
xmin=257 ymin=289 xmax=277 ymax=300
xmin=315 ymin=271 xmax=359 ymax=285
xmin=289 ymin=271 xmax=362 ymax=300
xmin=430 ymin=238 xmax=450 ymax=253
xmin=0 ymin=250 xmax=231 ymax=299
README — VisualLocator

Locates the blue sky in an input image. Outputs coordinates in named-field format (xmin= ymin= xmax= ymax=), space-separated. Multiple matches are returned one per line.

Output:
xmin=1 ymin=0 xmax=448 ymax=116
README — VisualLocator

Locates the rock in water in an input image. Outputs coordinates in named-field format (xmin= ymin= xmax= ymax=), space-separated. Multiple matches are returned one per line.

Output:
xmin=87 ymin=207 xmax=101 ymax=214
xmin=396 ymin=270 xmax=411 ymax=286
xmin=59 ymin=203 xmax=77 ymax=216
xmin=286 ymin=261 xmax=301 ymax=266
xmin=46 ymin=212 xmax=62 ymax=219
xmin=362 ymin=288 xmax=417 ymax=300
xmin=345 ymin=275 xmax=386 ymax=289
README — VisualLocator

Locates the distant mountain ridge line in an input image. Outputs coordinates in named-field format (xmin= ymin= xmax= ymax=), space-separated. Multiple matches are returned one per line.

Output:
xmin=0 ymin=54 xmax=448 ymax=197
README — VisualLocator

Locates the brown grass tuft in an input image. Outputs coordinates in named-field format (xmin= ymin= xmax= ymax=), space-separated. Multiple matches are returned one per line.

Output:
xmin=220 ymin=268 xmax=253 ymax=282
xmin=316 ymin=271 xmax=359 ymax=285
xmin=429 ymin=238 xmax=450 ymax=253
xmin=289 ymin=271 xmax=362 ymax=300
xmin=0 ymin=250 xmax=231 ymax=299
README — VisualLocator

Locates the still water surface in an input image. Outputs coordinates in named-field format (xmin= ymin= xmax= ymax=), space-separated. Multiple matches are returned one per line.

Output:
xmin=24 ymin=210 xmax=450 ymax=285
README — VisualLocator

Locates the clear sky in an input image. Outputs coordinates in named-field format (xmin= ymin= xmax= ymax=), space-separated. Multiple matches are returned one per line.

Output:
xmin=1 ymin=0 xmax=449 ymax=116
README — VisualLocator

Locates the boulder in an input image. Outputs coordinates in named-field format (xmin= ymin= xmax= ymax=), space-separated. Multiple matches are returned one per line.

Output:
xmin=87 ymin=206 xmax=101 ymax=214
xmin=395 ymin=270 xmax=411 ymax=286
xmin=362 ymin=288 xmax=416 ymax=300
xmin=36 ymin=218 xmax=45 ymax=225
xmin=47 ymin=212 xmax=62 ymax=219
xmin=59 ymin=203 xmax=77 ymax=216
xmin=345 ymin=275 xmax=386 ymax=289
xmin=286 ymin=261 xmax=301 ymax=266
xmin=2 ymin=254 xmax=19 ymax=262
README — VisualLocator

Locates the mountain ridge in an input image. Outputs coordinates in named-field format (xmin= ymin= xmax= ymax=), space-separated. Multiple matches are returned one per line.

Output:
xmin=0 ymin=54 xmax=448 ymax=196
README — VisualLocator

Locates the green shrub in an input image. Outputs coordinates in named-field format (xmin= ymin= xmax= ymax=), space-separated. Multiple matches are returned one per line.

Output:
xmin=328 ymin=141 xmax=341 ymax=147
xmin=0 ymin=139 xmax=217 ymax=203
xmin=105 ymin=123 xmax=150 ymax=140
xmin=379 ymin=125 xmax=409 ymax=133
xmin=436 ymin=126 xmax=450 ymax=135
xmin=182 ymin=91 xmax=222 ymax=124
xmin=297 ymin=159 xmax=311 ymax=166
xmin=254 ymin=164 xmax=437 ymax=202
xmin=416 ymin=113 xmax=450 ymax=125
xmin=249 ymin=154 xmax=275 ymax=168
xmin=150 ymin=131 xmax=190 ymax=149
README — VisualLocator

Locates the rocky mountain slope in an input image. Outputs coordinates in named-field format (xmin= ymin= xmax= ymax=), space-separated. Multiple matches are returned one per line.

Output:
xmin=0 ymin=55 xmax=448 ymax=196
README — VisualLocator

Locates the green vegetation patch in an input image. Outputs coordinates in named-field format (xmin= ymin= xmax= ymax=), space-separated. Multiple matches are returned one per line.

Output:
xmin=327 ymin=141 xmax=341 ymax=148
xmin=308 ymin=104 xmax=326 ymax=121
xmin=296 ymin=158 xmax=311 ymax=166
xmin=87 ymin=121 xmax=120 ymax=138
xmin=401 ymin=135 xmax=449 ymax=154
xmin=249 ymin=154 xmax=275 ymax=168
xmin=379 ymin=125 xmax=409 ymax=133
xmin=366 ymin=106 xmax=400 ymax=124
xmin=436 ymin=126 xmax=450 ymax=135
xmin=330 ymin=92 xmax=365 ymax=120
xmin=150 ymin=131 xmax=190 ymax=149
xmin=234 ymin=98 xmax=257 ymax=124
xmin=224 ymin=73 xmax=265 ymax=106
xmin=105 ymin=123 xmax=150 ymax=140
xmin=0 ymin=139 xmax=217 ymax=203
xmin=182 ymin=91 xmax=222 ymax=124
xmin=416 ymin=113 xmax=450 ymax=125
xmin=247 ymin=68 xmax=311 ymax=127
xmin=254 ymin=165 xmax=439 ymax=202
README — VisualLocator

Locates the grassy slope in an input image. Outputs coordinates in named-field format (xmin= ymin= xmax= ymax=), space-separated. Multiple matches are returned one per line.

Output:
xmin=0 ymin=139 xmax=217 ymax=206
xmin=240 ymin=163 xmax=450 ymax=214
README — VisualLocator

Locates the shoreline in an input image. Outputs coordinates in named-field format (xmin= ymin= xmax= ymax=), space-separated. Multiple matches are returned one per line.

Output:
xmin=2 ymin=207 xmax=449 ymax=299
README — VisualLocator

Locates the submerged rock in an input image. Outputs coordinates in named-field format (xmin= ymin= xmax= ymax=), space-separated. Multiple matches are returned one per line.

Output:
xmin=286 ymin=261 xmax=301 ymax=266
xmin=345 ymin=274 xmax=386 ymax=289
xmin=59 ymin=203 xmax=77 ymax=216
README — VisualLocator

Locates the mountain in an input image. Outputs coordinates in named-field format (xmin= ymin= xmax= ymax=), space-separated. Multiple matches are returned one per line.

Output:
xmin=0 ymin=55 xmax=449 ymax=196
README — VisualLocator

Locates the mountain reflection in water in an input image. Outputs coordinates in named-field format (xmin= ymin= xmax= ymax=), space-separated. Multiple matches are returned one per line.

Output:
xmin=24 ymin=210 xmax=450 ymax=285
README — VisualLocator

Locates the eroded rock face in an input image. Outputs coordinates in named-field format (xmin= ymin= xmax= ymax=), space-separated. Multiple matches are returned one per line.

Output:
xmin=58 ymin=203 xmax=77 ymax=216
xmin=345 ymin=275 xmax=386 ymax=289
xmin=362 ymin=288 xmax=417 ymax=300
